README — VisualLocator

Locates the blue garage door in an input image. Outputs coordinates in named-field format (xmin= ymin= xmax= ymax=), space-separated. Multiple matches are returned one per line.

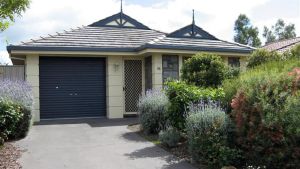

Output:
xmin=39 ymin=57 xmax=106 ymax=119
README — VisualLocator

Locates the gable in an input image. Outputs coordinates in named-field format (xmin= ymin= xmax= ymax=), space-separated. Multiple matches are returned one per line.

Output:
xmin=167 ymin=24 xmax=218 ymax=40
xmin=89 ymin=12 xmax=150 ymax=30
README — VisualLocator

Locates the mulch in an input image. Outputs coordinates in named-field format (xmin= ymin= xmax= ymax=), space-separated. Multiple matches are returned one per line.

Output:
xmin=0 ymin=143 xmax=22 ymax=169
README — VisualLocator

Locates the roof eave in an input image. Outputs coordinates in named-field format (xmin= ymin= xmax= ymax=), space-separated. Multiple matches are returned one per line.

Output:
xmin=138 ymin=44 xmax=253 ymax=54
xmin=7 ymin=44 xmax=253 ymax=56
xmin=7 ymin=45 xmax=137 ymax=53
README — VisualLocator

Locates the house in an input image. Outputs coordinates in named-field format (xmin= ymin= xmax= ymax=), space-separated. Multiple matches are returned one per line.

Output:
xmin=7 ymin=11 xmax=254 ymax=122
xmin=263 ymin=37 xmax=300 ymax=53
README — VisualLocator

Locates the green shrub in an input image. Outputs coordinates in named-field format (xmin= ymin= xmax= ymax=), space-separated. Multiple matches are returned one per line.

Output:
xmin=159 ymin=126 xmax=181 ymax=147
xmin=283 ymin=93 xmax=300 ymax=137
xmin=138 ymin=89 xmax=169 ymax=134
xmin=164 ymin=80 xmax=225 ymax=130
xmin=228 ymin=61 xmax=300 ymax=168
xmin=13 ymin=107 xmax=32 ymax=139
xmin=290 ymin=44 xmax=300 ymax=58
xmin=225 ymin=67 xmax=240 ymax=79
xmin=0 ymin=135 xmax=4 ymax=145
xmin=181 ymin=53 xmax=226 ymax=87
xmin=247 ymin=49 xmax=281 ymax=68
xmin=186 ymin=102 xmax=242 ymax=168
xmin=222 ymin=59 xmax=300 ymax=111
xmin=0 ymin=80 xmax=33 ymax=145
xmin=0 ymin=100 xmax=23 ymax=142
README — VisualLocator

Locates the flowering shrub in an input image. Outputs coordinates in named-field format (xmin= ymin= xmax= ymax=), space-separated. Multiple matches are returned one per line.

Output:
xmin=186 ymin=101 xmax=242 ymax=168
xmin=0 ymin=80 xmax=33 ymax=145
xmin=222 ymin=59 xmax=300 ymax=112
xmin=164 ymin=80 xmax=224 ymax=130
xmin=0 ymin=80 xmax=33 ymax=109
xmin=138 ymin=89 xmax=169 ymax=134
xmin=229 ymin=67 xmax=300 ymax=168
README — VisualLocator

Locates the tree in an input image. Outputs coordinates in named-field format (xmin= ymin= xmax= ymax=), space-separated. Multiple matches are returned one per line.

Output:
xmin=263 ymin=19 xmax=296 ymax=44
xmin=0 ymin=0 xmax=30 ymax=32
xmin=234 ymin=14 xmax=261 ymax=47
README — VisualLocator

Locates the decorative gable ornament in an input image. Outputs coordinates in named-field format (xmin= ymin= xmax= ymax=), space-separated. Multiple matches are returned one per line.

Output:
xmin=167 ymin=10 xmax=218 ymax=40
xmin=167 ymin=24 xmax=218 ymax=40
xmin=89 ymin=12 xmax=150 ymax=30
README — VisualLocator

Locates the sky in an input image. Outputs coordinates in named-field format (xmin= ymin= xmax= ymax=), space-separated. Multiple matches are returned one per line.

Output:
xmin=0 ymin=0 xmax=299 ymax=64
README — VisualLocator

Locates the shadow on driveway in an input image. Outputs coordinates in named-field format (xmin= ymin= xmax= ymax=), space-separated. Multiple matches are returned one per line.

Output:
xmin=124 ymin=143 xmax=197 ymax=169
xmin=35 ymin=117 xmax=139 ymax=128
xmin=121 ymin=130 xmax=198 ymax=169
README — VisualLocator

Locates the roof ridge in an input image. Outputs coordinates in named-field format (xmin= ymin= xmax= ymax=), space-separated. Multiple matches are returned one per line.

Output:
xmin=146 ymin=35 xmax=166 ymax=45
xmin=17 ymin=26 xmax=85 ymax=46
xmin=219 ymin=39 xmax=256 ymax=50
xmin=263 ymin=36 xmax=300 ymax=47
xmin=275 ymin=40 xmax=300 ymax=51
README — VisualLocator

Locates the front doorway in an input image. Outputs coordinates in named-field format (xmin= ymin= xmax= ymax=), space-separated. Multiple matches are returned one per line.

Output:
xmin=124 ymin=60 xmax=143 ymax=114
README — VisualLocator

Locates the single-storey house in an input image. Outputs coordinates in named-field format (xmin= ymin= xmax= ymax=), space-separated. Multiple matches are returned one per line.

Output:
xmin=7 ymin=11 xmax=254 ymax=122
xmin=263 ymin=37 xmax=300 ymax=53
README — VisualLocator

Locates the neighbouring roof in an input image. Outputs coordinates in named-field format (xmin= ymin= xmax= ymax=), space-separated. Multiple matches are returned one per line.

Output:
xmin=7 ymin=12 xmax=254 ymax=54
xmin=263 ymin=37 xmax=300 ymax=53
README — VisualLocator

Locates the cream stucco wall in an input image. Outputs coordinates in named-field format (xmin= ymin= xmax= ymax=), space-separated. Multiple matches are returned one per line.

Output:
xmin=106 ymin=56 xmax=124 ymax=118
xmin=20 ymin=51 xmax=249 ymax=122
xmin=25 ymin=54 xmax=40 ymax=122
xmin=151 ymin=53 xmax=163 ymax=89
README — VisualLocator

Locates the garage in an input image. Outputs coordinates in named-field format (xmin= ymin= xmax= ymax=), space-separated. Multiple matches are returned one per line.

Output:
xmin=39 ymin=57 xmax=106 ymax=119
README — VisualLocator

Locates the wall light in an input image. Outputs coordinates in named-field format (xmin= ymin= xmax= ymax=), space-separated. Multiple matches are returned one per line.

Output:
xmin=113 ymin=64 xmax=120 ymax=72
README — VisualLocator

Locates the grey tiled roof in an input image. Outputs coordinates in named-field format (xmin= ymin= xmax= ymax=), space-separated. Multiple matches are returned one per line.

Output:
xmin=11 ymin=26 xmax=165 ymax=51
xmin=263 ymin=37 xmax=300 ymax=53
xmin=140 ymin=37 xmax=254 ymax=53
xmin=7 ymin=13 xmax=255 ymax=54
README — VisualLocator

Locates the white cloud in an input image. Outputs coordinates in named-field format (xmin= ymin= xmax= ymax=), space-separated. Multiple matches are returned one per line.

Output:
xmin=0 ymin=0 xmax=299 ymax=63
xmin=0 ymin=51 xmax=11 ymax=65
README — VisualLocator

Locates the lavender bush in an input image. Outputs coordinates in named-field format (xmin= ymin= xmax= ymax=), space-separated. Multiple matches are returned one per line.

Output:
xmin=0 ymin=80 xmax=33 ymax=110
xmin=138 ymin=89 xmax=169 ymax=134
xmin=186 ymin=101 xmax=241 ymax=168
xmin=186 ymin=100 xmax=228 ymax=136
xmin=159 ymin=126 xmax=181 ymax=147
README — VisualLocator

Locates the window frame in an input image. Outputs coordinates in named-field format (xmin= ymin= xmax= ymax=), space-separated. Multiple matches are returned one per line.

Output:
xmin=228 ymin=57 xmax=241 ymax=68
xmin=162 ymin=55 xmax=179 ymax=83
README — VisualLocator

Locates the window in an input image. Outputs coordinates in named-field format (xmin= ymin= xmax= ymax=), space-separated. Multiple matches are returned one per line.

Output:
xmin=145 ymin=56 xmax=152 ymax=91
xmin=162 ymin=55 xmax=179 ymax=83
xmin=228 ymin=57 xmax=240 ymax=67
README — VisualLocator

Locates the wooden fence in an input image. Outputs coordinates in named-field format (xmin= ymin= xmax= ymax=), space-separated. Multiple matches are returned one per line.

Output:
xmin=0 ymin=65 xmax=25 ymax=81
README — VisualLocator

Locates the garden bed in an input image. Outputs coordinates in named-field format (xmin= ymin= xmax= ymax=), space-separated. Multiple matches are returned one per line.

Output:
xmin=0 ymin=142 xmax=22 ymax=169
xmin=128 ymin=124 xmax=205 ymax=169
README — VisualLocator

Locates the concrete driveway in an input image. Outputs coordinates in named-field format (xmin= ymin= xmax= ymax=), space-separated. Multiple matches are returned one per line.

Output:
xmin=15 ymin=118 xmax=197 ymax=169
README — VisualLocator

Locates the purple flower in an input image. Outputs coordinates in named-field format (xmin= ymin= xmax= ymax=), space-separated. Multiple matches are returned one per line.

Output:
xmin=0 ymin=80 xmax=33 ymax=110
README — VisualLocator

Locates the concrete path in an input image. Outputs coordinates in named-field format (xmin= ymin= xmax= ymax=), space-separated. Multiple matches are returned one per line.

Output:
xmin=15 ymin=118 xmax=197 ymax=169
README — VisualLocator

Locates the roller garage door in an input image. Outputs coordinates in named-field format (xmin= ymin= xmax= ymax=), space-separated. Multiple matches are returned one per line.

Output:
xmin=39 ymin=57 xmax=106 ymax=119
